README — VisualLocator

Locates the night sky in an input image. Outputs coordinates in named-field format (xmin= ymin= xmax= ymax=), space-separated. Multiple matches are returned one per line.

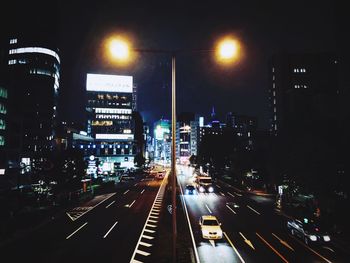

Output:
xmin=1 ymin=0 xmax=347 ymax=130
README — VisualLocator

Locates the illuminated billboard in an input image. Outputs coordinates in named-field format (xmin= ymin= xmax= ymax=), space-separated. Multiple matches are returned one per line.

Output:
xmin=86 ymin=74 xmax=133 ymax=93
xmin=154 ymin=125 xmax=170 ymax=140
xmin=95 ymin=134 xmax=134 ymax=140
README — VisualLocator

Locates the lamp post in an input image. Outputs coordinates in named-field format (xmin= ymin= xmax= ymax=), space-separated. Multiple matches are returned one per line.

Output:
xmin=106 ymin=36 xmax=241 ymax=262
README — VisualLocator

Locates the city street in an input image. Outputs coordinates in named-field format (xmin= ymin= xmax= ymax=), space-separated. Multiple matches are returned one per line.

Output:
xmin=0 ymin=174 xmax=167 ymax=263
xmin=178 ymin=165 xmax=347 ymax=263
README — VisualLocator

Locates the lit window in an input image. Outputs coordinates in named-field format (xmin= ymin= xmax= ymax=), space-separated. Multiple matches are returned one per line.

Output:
xmin=9 ymin=38 xmax=17 ymax=44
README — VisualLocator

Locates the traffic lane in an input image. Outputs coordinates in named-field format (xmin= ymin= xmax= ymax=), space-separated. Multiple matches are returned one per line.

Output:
xmin=0 ymin=193 xmax=117 ymax=262
xmin=219 ymin=191 xmax=340 ymax=263
xmin=1 ymin=179 xmax=160 ymax=263
xmin=49 ymin=179 xmax=163 ymax=263
xmin=181 ymin=191 xmax=244 ymax=263
xmin=225 ymin=190 xmax=347 ymax=262
xmin=201 ymin=191 xmax=285 ymax=263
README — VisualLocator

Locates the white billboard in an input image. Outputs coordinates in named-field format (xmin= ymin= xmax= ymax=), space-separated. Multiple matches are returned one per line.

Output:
xmin=86 ymin=73 xmax=133 ymax=93
xmin=95 ymin=134 xmax=134 ymax=140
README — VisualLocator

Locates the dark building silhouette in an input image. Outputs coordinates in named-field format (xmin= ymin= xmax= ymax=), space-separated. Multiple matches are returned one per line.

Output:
xmin=268 ymin=53 xmax=339 ymax=136
xmin=4 ymin=36 xmax=60 ymax=163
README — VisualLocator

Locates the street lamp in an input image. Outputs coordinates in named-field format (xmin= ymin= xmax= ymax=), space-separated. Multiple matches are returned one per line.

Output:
xmin=105 ymin=36 xmax=240 ymax=262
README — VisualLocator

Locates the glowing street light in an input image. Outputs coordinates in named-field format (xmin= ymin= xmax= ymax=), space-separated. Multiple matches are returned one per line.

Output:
xmin=110 ymin=39 xmax=129 ymax=60
xmin=216 ymin=37 xmax=241 ymax=63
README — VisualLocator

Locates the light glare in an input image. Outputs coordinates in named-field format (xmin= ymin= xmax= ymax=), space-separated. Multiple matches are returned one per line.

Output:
xmin=219 ymin=41 xmax=237 ymax=59
xmin=110 ymin=39 xmax=130 ymax=60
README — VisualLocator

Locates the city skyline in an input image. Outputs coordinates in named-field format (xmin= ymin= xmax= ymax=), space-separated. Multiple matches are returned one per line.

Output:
xmin=1 ymin=0 xmax=346 ymax=129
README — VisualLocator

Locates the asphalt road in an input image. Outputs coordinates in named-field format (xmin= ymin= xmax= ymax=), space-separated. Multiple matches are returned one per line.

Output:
xmin=178 ymin=164 xmax=348 ymax=263
xmin=0 ymin=172 xmax=167 ymax=263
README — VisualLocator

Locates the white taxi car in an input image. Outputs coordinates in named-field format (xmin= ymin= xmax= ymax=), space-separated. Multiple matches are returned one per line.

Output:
xmin=199 ymin=215 xmax=223 ymax=240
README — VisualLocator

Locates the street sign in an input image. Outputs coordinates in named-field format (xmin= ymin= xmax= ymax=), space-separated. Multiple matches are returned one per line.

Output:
xmin=167 ymin=204 xmax=172 ymax=214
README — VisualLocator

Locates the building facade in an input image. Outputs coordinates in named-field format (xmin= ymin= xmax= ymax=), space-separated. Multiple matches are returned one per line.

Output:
xmin=5 ymin=37 xmax=60 ymax=165
xmin=84 ymin=73 xmax=135 ymax=172
xmin=176 ymin=112 xmax=199 ymax=164
xmin=153 ymin=119 xmax=171 ymax=165
xmin=268 ymin=53 xmax=339 ymax=136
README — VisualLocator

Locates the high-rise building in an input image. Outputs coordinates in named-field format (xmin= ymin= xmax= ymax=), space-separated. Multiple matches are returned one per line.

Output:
xmin=176 ymin=112 xmax=199 ymax=164
xmin=226 ymin=112 xmax=257 ymax=151
xmin=0 ymin=85 xmax=7 ymax=149
xmin=85 ymin=73 xmax=135 ymax=170
xmin=5 ymin=36 xmax=60 ymax=161
xmin=268 ymin=53 xmax=339 ymax=136
xmin=153 ymin=119 xmax=171 ymax=165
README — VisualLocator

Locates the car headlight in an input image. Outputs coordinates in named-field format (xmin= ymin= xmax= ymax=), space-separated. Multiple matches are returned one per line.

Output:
xmin=323 ymin=235 xmax=331 ymax=242
xmin=202 ymin=229 xmax=210 ymax=235
xmin=199 ymin=186 xmax=205 ymax=192
xmin=208 ymin=186 xmax=214 ymax=192
xmin=309 ymin=235 xmax=317 ymax=241
xmin=217 ymin=229 xmax=223 ymax=237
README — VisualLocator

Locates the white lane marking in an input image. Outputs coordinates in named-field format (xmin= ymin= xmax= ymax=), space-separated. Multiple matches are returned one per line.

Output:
xmin=228 ymin=192 xmax=235 ymax=198
xmin=149 ymin=215 xmax=158 ymax=219
xmin=178 ymin=177 xmax=201 ymax=263
xmin=205 ymin=204 xmax=212 ymax=214
xmin=129 ymin=172 xmax=168 ymax=262
xmin=220 ymin=192 xmax=225 ymax=196
xmin=224 ymin=232 xmax=246 ymax=263
xmin=123 ymin=190 xmax=130 ymax=195
xmin=226 ymin=204 xmax=237 ymax=214
xmin=105 ymin=200 xmax=115 ymax=208
xmin=247 ymin=205 xmax=261 ymax=215
xmin=139 ymin=241 xmax=152 ymax=247
xmin=234 ymin=192 xmax=242 ymax=196
xmin=146 ymin=223 xmax=157 ymax=228
xmin=66 ymin=212 xmax=75 ymax=221
xmin=129 ymin=200 xmax=136 ymax=208
xmin=142 ymin=234 xmax=155 ymax=240
xmin=289 ymin=235 xmax=333 ymax=263
xmin=256 ymin=232 xmax=288 ymax=263
xmin=322 ymin=246 xmax=335 ymax=253
xmin=103 ymin=221 xmax=118 ymax=238
xmin=66 ymin=222 xmax=88 ymax=240
xmin=148 ymin=219 xmax=157 ymax=223
xmin=144 ymin=229 xmax=155 ymax=233
xmin=216 ymin=185 xmax=221 ymax=189
xmin=136 ymin=249 xmax=150 ymax=256
xmin=66 ymin=193 xmax=116 ymax=221
xmin=141 ymin=189 xmax=145 ymax=194
xmin=134 ymin=183 xmax=138 ymax=187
